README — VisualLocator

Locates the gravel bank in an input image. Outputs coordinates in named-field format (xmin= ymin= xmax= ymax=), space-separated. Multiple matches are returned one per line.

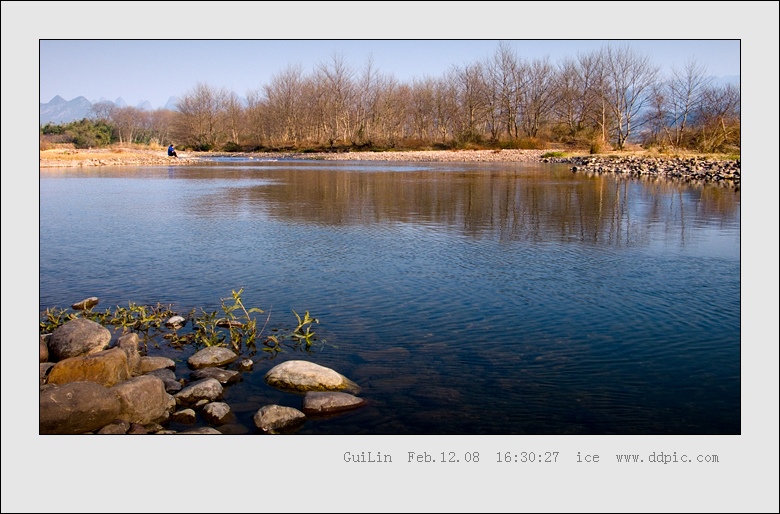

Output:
xmin=543 ymin=155 xmax=741 ymax=190
xmin=254 ymin=149 xmax=551 ymax=163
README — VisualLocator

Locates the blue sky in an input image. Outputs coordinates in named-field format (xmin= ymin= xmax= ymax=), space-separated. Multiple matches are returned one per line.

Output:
xmin=39 ymin=39 xmax=741 ymax=109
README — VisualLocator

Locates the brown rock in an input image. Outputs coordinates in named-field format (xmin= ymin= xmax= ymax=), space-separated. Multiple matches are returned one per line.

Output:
xmin=40 ymin=335 xmax=49 ymax=363
xmin=47 ymin=347 xmax=131 ymax=387
xmin=111 ymin=375 xmax=173 ymax=425
xmin=40 ymin=381 xmax=122 ymax=435
xmin=116 ymin=332 xmax=141 ymax=375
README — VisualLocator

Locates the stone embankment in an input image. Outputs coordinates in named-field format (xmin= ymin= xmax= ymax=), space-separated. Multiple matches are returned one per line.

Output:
xmin=543 ymin=155 xmax=741 ymax=190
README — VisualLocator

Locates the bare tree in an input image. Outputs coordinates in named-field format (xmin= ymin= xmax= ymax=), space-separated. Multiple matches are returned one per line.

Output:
xmin=601 ymin=44 xmax=660 ymax=149
xmin=89 ymin=101 xmax=116 ymax=122
xmin=244 ymin=88 xmax=269 ymax=147
xmin=148 ymin=109 xmax=176 ymax=146
xmin=664 ymin=58 xmax=712 ymax=147
xmin=223 ymin=91 xmax=245 ymax=146
xmin=517 ymin=57 xmax=557 ymax=139
xmin=315 ymin=53 xmax=356 ymax=146
xmin=263 ymin=64 xmax=306 ymax=146
xmin=174 ymin=82 xmax=229 ymax=149
xmin=451 ymin=61 xmax=488 ymax=143
xmin=409 ymin=76 xmax=436 ymax=141
xmin=693 ymin=83 xmax=740 ymax=152
xmin=482 ymin=41 xmax=525 ymax=141
xmin=111 ymin=106 xmax=143 ymax=144
xmin=553 ymin=52 xmax=602 ymax=141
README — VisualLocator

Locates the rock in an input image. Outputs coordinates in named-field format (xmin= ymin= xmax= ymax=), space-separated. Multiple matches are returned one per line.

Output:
xmin=71 ymin=297 xmax=99 ymax=310
xmin=264 ymin=360 xmax=361 ymax=394
xmin=40 ymin=381 xmax=122 ymax=435
xmin=165 ymin=315 xmax=186 ymax=329
xmin=178 ymin=427 xmax=223 ymax=434
xmin=48 ymin=318 xmax=111 ymax=361
xmin=187 ymin=347 xmax=238 ymax=370
xmin=111 ymin=375 xmax=174 ymax=425
xmin=146 ymin=368 xmax=182 ymax=393
xmin=174 ymin=378 xmax=224 ymax=406
xmin=301 ymin=391 xmax=367 ymax=416
xmin=116 ymin=333 xmax=141 ymax=375
xmin=97 ymin=420 xmax=130 ymax=434
xmin=137 ymin=356 xmax=176 ymax=374
xmin=253 ymin=405 xmax=306 ymax=434
xmin=40 ymin=335 xmax=49 ymax=362
xmin=146 ymin=368 xmax=176 ymax=381
xmin=190 ymin=367 xmax=241 ymax=385
xmin=171 ymin=408 xmax=197 ymax=424
xmin=127 ymin=423 xmax=149 ymax=434
xmin=39 ymin=363 xmax=55 ymax=386
xmin=47 ymin=347 xmax=131 ymax=387
xmin=201 ymin=402 xmax=236 ymax=426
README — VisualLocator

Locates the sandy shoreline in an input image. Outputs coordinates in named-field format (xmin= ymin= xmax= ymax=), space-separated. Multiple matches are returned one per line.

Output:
xmin=39 ymin=148 xmax=554 ymax=167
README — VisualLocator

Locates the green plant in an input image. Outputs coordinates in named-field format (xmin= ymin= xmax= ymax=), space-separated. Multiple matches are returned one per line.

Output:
xmin=39 ymin=307 xmax=78 ymax=333
xmin=291 ymin=310 xmax=319 ymax=347
xmin=541 ymin=151 xmax=566 ymax=158
xmin=40 ymin=289 xmax=321 ymax=359
xmin=217 ymin=288 xmax=265 ymax=353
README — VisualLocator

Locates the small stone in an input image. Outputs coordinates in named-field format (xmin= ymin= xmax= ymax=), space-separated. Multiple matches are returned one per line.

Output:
xmin=71 ymin=297 xmax=99 ymax=310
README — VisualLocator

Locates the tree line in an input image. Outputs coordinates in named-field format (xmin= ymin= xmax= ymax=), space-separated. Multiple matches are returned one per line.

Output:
xmin=40 ymin=43 xmax=740 ymax=154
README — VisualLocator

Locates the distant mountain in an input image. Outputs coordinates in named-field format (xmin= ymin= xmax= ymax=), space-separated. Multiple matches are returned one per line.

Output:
xmin=40 ymin=95 xmax=93 ymax=125
xmin=164 ymin=96 xmax=179 ymax=111
xmin=40 ymin=96 xmax=172 ymax=125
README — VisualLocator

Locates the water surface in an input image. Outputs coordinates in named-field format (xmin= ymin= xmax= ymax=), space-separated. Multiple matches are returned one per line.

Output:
xmin=39 ymin=160 xmax=741 ymax=434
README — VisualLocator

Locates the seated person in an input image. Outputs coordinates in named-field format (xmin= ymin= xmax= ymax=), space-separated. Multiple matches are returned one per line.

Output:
xmin=167 ymin=144 xmax=178 ymax=157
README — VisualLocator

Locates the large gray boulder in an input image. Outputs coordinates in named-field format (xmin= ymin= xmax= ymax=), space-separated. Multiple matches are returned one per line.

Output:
xmin=202 ymin=402 xmax=236 ymax=426
xmin=174 ymin=378 xmax=224 ymax=406
xmin=40 ymin=381 xmax=121 ymax=434
xmin=264 ymin=360 xmax=361 ymax=394
xmin=187 ymin=347 xmax=238 ymax=370
xmin=253 ymin=405 xmax=306 ymax=434
xmin=48 ymin=318 xmax=111 ymax=361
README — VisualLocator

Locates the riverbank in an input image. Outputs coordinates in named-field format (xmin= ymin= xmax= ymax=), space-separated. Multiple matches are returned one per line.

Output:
xmin=39 ymin=147 xmax=740 ymax=188
xmin=39 ymin=147 xmax=555 ymax=167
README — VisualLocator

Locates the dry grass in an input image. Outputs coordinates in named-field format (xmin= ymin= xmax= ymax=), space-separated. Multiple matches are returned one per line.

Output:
xmin=40 ymin=147 xmax=165 ymax=162
xmin=39 ymin=144 xmax=739 ymax=167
